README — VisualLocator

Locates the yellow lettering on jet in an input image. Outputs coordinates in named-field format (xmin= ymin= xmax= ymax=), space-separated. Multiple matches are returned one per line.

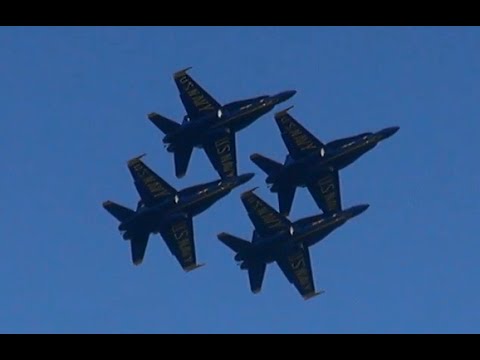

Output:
xmin=132 ymin=163 xmax=148 ymax=177
xmin=215 ymin=136 xmax=235 ymax=177
xmin=215 ymin=137 xmax=230 ymax=154
xmin=324 ymin=192 xmax=337 ymax=210
xmin=320 ymin=182 xmax=335 ymax=194
xmin=289 ymin=253 xmax=312 ymax=291
xmin=172 ymin=221 xmax=193 ymax=263
xmin=280 ymin=117 xmax=318 ymax=152
xmin=178 ymin=76 xmax=194 ymax=90
xmin=187 ymin=88 xmax=199 ymax=97
xmin=262 ymin=213 xmax=285 ymax=230
xmin=132 ymin=163 xmax=170 ymax=198
xmin=245 ymin=196 xmax=286 ymax=231
xmin=172 ymin=221 xmax=188 ymax=240
xmin=220 ymin=157 xmax=235 ymax=177
xmin=178 ymin=237 xmax=193 ymax=264
xmin=278 ymin=115 xmax=292 ymax=126
xmin=191 ymin=94 xmax=209 ymax=108
xmin=290 ymin=253 xmax=304 ymax=270
xmin=288 ymin=127 xmax=302 ymax=138
xmin=178 ymin=82 xmax=214 ymax=112
xmin=317 ymin=176 xmax=338 ymax=211
xmin=296 ymin=268 xmax=312 ymax=290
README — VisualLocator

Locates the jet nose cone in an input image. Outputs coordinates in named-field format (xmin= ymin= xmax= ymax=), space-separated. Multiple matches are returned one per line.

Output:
xmin=237 ymin=172 xmax=255 ymax=185
xmin=274 ymin=90 xmax=297 ymax=104
xmin=348 ymin=204 xmax=370 ymax=217
xmin=380 ymin=126 xmax=400 ymax=139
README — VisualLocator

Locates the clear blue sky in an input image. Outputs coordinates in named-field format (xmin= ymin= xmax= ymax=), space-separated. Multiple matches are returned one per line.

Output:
xmin=1 ymin=26 xmax=479 ymax=334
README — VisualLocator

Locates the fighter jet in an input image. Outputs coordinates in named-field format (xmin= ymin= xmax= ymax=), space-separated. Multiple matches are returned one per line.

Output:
xmin=148 ymin=67 xmax=296 ymax=179
xmin=218 ymin=188 xmax=369 ymax=300
xmin=250 ymin=106 xmax=399 ymax=216
xmin=103 ymin=154 xmax=254 ymax=271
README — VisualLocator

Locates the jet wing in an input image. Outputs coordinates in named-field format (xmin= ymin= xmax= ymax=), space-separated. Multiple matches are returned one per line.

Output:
xmin=174 ymin=67 xmax=221 ymax=120
xmin=274 ymin=107 xmax=325 ymax=159
xmin=127 ymin=155 xmax=177 ymax=207
xmin=241 ymin=189 xmax=291 ymax=238
xmin=203 ymin=129 xmax=237 ymax=179
xmin=307 ymin=170 xmax=342 ymax=214
xmin=129 ymin=232 xmax=150 ymax=266
xmin=277 ymin=244 xmax=322 ymax=300
xmin=159 ymin=214 xmax=203 ymax=272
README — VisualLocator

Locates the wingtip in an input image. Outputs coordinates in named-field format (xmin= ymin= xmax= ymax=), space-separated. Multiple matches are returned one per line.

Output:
xmin=241 ymin=187 xmax=259 ymax=199
xmin=102 ymin=200 xmax=113 ymax=208
xmin=127 ymin=153 xmax=147 ymax=166
xmin=303 ymin=290 xmax=325 ymax=300
xmin=184 ymin=263 xmax=205 ymax=272
xmin=147 ymin=112 xmax=159 ymax=120
xmin=133 ymin=259 xmax=144 ymax=266
xmin=252 ymin=288 xmax=261 ymax=294
xmin=174 ymin=66 xmax=193 ymax=78
xmin=217 ymin=232 xmax=229 ymax=240
xmin=249 ymin=153 xmax=262 ymax=161
xmin=274 ymin=105 xmax=294 ymax=118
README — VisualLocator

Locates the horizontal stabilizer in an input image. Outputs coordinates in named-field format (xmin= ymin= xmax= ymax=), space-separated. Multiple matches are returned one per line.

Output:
xmin=103 ymin=201 xmax=135 ymax=222
xmin=250 ymin=153 xmax=283 ymax=176
xmin=217 ymin=232 xmax=252 ymax=253
xmin=148 ymin=112 xmax=181 ymax=135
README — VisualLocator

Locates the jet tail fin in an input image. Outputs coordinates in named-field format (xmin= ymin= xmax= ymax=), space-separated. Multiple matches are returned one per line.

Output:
xmin=174 ymin=145 xmax=194 ymax=178
xmin=148 ymin=112 xmax=181 ymax=135
xmin=248 ymin=262 xmax=266 ymax=294
xmin=217 ymin=232 xmax=252 ymax=253
xmin=103 ymin=201 xmax=135 ymax=222
xmin=278 ymin=185 xmax=297 ymax=216
xmin=250 ymin=153 xmax=284 ymax=176
xmin=218 ymin=232 xmax=266 ymax=295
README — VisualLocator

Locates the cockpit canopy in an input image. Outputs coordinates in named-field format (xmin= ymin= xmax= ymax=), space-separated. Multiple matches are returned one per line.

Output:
xmin=327 ymin=132 xmax=372 ymax=149
xmin=223 ymin=96 xmax=267 ymax=113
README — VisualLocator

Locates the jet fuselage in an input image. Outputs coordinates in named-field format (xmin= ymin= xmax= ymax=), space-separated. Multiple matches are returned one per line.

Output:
xmin=268 ymin=127 xmax=399 ymax=191
xmin=119 ymin=173 xmax=254 ymax=238
xmin=235 ymin=204 xmax=369 ymax=268
xmin=163 ymin=91 xmax=296 ymax=151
